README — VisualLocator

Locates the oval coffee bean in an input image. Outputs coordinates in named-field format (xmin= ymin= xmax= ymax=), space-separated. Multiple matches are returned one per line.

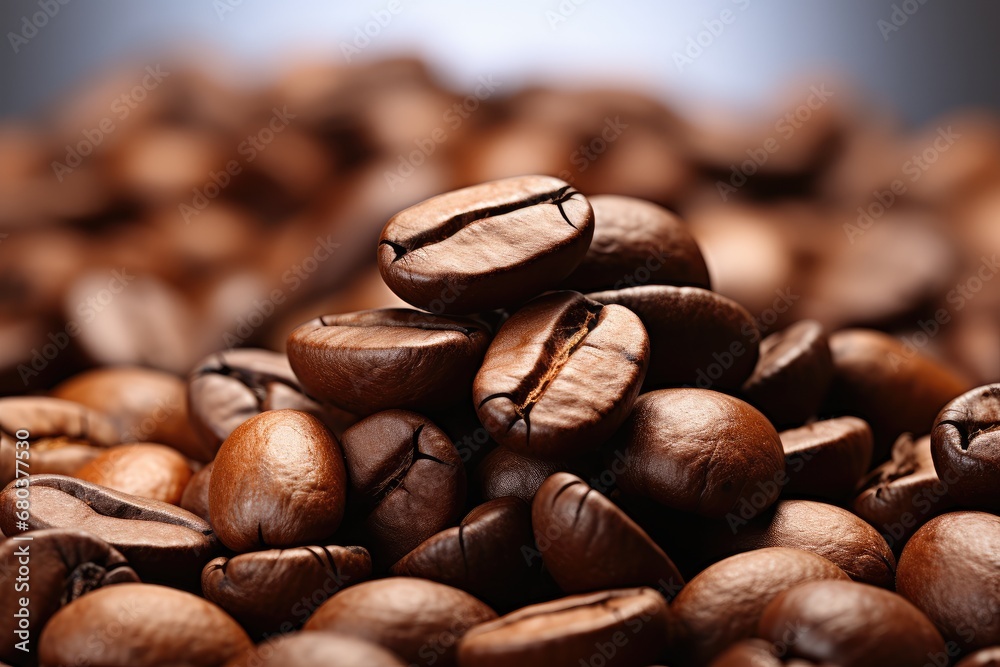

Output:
xmin=473 ymin=291 xmax=648 ymax=460
xmin=532 ymin=472 xmax=684 ymax=597
xmin=0 ymin=474 xmax=215 ymax=590
xmin=391 ymin=497 xmax=541 ymax=610
xmin=618 ymin=389 xmax=784 ymax=518
xmin=303 ymin=577 xmax=497 ymax=667
xmin=931 ymin=384 xmax=1000 ymax=509
xmin=378 ymin=175 xmax=595 ymax=314
xmin=225 ymin=633 xmax=407 ymax=667
xmin=853 ymin=434 xmax=956 ymax=555
xmin=180 ymin=460 xmax=213 ymax=522
xmin=741 ymin=319 xmax=833 ymax=427
xmin=823 ymin=328 xmax=972 ymax=460
xmin=39 ymin=583 xmax=252 ymax=667
xmin=0 ymin=397 xmax=119 ymax=484
xmin=758 ymin=580 xmax=945 ymax=667
xmin=956 ymin=648 xmax=1000 ymax=667
xmin=0 ymin=528 xmax=138 ymax=663
xmin=558 ymin=194 xmax=710 ymax=293
xmin=457 ymin=588 xmax=670 ymax=667
xmin=203 ymin=544 xmax=372 ymax=637
xmin=210 ymin=409 xmax=347 ymax=552
xmin=779 ymin=416 xmax=873 ymax=501
xmin=74 ymin=443 xmax=193 ymax=504
xmin=187 ymin=348 xmax=355 ymax=461
xmin=587 ymin=285 xmax=758 ymax=390
xmin=341 ymin=410 xmax=465 ymax=568
xmin=51 ymin=365 xmax=200 ymax=457
xmin=897 ymin=512 xmax=1000 ymax=652
xmin=287 ymin=310 xmax=490 ymax=415
xmin=670 ymin=547 xmax=848 ymax=666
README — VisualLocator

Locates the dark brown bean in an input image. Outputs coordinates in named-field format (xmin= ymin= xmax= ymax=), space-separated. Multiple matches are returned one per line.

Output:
xmin=931 ymin=383 xmax=1000 ymax=509
xmin=779 ymin=416 xmax=873 ymax=501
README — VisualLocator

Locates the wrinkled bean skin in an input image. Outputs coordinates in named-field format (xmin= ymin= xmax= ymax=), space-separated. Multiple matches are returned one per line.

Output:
xmin=931 ymin=384 xmax=1000 ymax=509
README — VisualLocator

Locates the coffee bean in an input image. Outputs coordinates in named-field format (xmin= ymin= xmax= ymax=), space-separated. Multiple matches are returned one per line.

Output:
xmin=0 ymin=474 xmax=216 ymax=590
xmin=558 ymin=195 xmax=710 ymax=293
xmin=51 ymin=365 xmax=199 ymax=457
xmin=779 ymin=416 xmax=873 ymax=501
xmin=823 ymin=328 xmax=972 ymax=461
xmin=187 ymin=348 xmax=355 ymax=461
xmin=473 ymin=446 xmax=564 ymax=503
xmin=758 ymin=580 xmax=945 ymax=667
xmin=340 ymin=410 xmax=465 ymax=568
xmin=209 ymin=409 xmax=347 ymax=552
xmin=707 ymin=640 xmax=786 ymax=667
xmin=303 ymin=577 xmax=497 ymax=667
xmin=391 ymin=497 xmax=542 ymax=610
xmin=531 ymin=472 xmax=684 ymax=597
xmin=457 ymin=588 xmax=670 ymax=667
xmin=956 ymin=648 xmax=1000 ymax=667
xmin=288 ymin=310 xmax=491 ymax=415
xmin=897 ymin=511 xmax=1000 ymax=652
xmin=618 ymin=389 xmax=784 ymax=518
xmin=225 ymin=633 xmax=408 ymax=667
xmin=0 ymin=528 xmax=138 ymax=663
xmin=742 ymin=319 xmax=833 ymax=427
xmin=180 ymin=460 xmax=213 ymax=522
xmin=853 ymin=434 xmax=956 ymax=555
xmin=74 ymin=443 xmax=193 ymax=504
xmin=931 ymin=384 xmax=1000 ymax=509
xmin=669 ymin=547 xmax=848 ymax=666
xmin=587 ymin=285 xmax=758 ymax=390
xmin=38 ymin=583 xmax=252 ymax=667
xmin=378 ymin=175 xmax=594 ymax=314
xmin=0 ymin=397 xmax=119 ymax=484
xmin=203 ymin=544 xmax=372 ymax=638
xmin=473 ymin=291 xmax=648 ymax=460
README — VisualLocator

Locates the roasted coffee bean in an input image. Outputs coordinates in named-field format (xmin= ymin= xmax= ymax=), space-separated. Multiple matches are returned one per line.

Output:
xmin=823 ymin=329 xmax=972 ymax=460
xmin=741 ymin=319 xmax=833 ymax=427
xmin=392 ymin=497 xmax=542 ymax=610
xmin=618 ymin=389 xmax=784 ymax=518
xmin=0 ymin=397 xmax=119 ymax=484
xmin=708 ymin=640 xmax=788 ymax=667
xmin=225 ymin=633 xmax=408 ymax=667
xmin=587 ymin=285 xmax=758 ymax=390
xmin=473 ymin=291 xmax=648 ymax=460
xmin=669 ymin=547 xmax=848 ymax=666
xmin=558 ymin=195 xmax=710 ymax=293
xmin=457 ymin=588 xmax=670 ymax=667
xmin=0 ymin=474 xmax=215 ymax=590
xmin=956 ymin=648 xmax=1000 ymax=667
xmin=897 ymin=511 xmax=1000 ymax=652
xmin=931 ymin=384 xmax=1000 ymax=509
xmin=303 ymin=577 xmax=496 ymax=667
xmin=758 ymin=580 xmax=946 ymax=667
xmin=180 ymin=460 xmax=213 ymax=522
xmin=203 ymin=544 xmax=372 ymax=637
xmin=74 ymin=443 xmax=193 ymax=504
xmin=209 ymin=409 xmax=347 ymax=552
xmin=0 ymin=529 xmax=138 ymax=663
xmin=187 ymin=348 xmax=355 ymax=461
xmin=531 ymin=473 xmax=684 ymax=597
xmin=473 ymin=445 xmax=564 ymax=503
xmin=287 ymin=310 xmax=491 ymax=415
xmin=378 ymin=175 xmax=594 ymax=314
xmin=38 ymin=583 xmax=252 ymax=667
xmin=854 ymin=434 xmax=956 ymax=555
xmin=778 ymin=416 xmax=873 ymax=501
xmin=341 ymin=410 xmax=465 ymax=567
xmin=51 ymin=365 xmax=199 ymax=456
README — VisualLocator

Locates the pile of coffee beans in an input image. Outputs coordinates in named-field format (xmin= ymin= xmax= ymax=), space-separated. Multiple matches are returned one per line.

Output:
xmin=2 ymin=58 xmax=1000 ymax=667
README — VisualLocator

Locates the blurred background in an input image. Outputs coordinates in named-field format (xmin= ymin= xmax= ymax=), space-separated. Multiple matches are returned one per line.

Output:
xmin=3 ymin=0 xmax=1000 ymax=394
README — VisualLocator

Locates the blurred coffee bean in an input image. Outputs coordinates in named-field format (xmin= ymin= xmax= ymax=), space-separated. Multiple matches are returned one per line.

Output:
xmin=957 ymin=648 xmax=1000 ymax=667
xmin=74 ymin=443 xmax=192 ymax=504
xmin=180 ymin=460 xmax=212 ymax=522
xmin=225 ymin=633 xmax=407 ymax=667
